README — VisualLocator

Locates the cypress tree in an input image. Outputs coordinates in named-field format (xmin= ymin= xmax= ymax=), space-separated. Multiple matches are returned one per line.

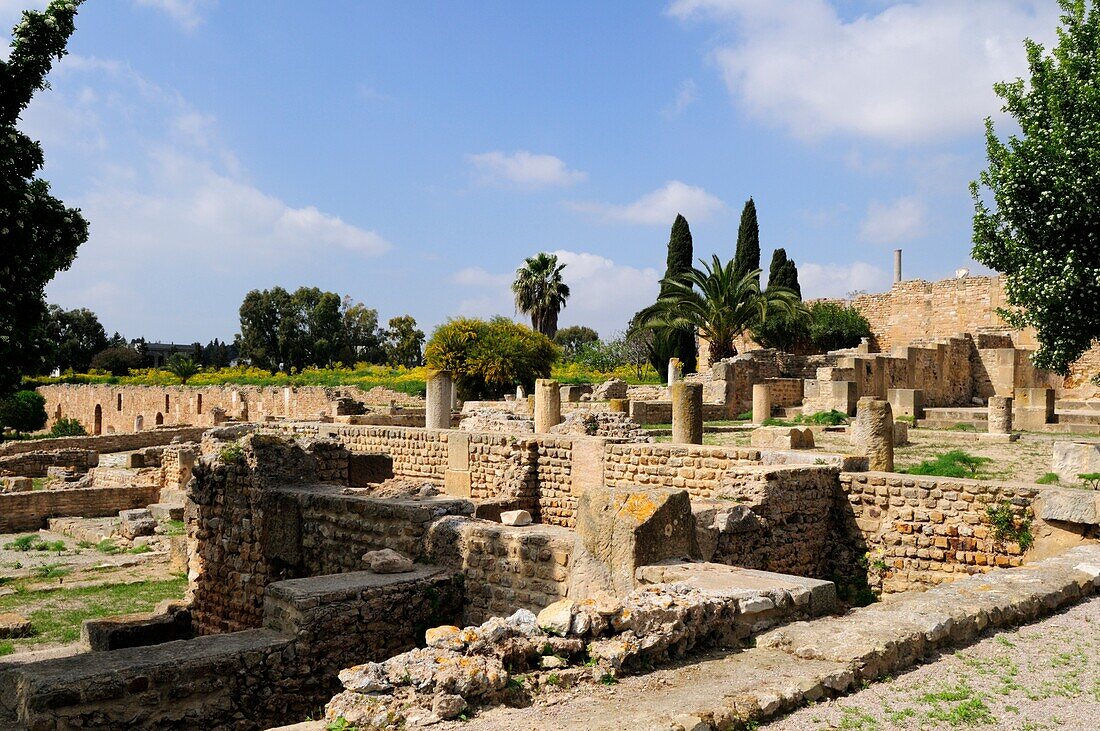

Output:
xmin=733 ymin=198 xmax=761 ymax=285
xmin=651 ymin=214 xmax=697 ymax=374
xmin=767 ymin=248 xmax=802 ymax=299
xmin=662 ymin=214 xmax=693 ymax=293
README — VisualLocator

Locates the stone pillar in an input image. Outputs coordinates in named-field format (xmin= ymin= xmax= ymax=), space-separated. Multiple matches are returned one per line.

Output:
xmin=671 ymin=382 xmax=703 ymax=444
xmin=425 ymin=369 xmax=453 ymax=430
xmin=752 ymin=383 xmax=772 ymax=425
xmin=988 ymin=396 xmax=1013 ymax=434
xmin=534 ymin=379 xmax=562 ymax=433
xmin=894 ymin=249 xmax=902 ymax=283
xmin=516 ymin=385 xmax=525 ymax=400
xmin=609 ymin=398 xmax=629 ymax=414
xmin=853 ymin=397 xmax=894 ymax=472
xmin=667 ymin=358 xmax=682 ymax=386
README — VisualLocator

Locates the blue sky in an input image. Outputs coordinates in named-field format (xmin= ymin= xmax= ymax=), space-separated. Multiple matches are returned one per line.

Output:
xmin=4 ymin=0 xmax=1061 ymax=342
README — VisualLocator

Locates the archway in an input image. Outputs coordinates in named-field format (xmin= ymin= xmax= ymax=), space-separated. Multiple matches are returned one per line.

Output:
xmin=93 ymin=405 xmax=102 ymax=435
xmin=155 ymin=412 xmax=164 ymax=426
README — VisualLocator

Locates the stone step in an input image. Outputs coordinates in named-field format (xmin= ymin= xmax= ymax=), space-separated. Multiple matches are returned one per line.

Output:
xmin=148 ymin=502 xmax=184 ymax=521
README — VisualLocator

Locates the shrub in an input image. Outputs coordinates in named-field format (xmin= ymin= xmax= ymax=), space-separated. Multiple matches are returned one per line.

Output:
xmin=751 ymin=309 xmax=810 ymax=352
xmin=1079 ymin=473 xmax=1100 ymax=490
xmin=986 ymin=501 xmax=1034 ymax=552
xmin=425 ymin=317 xmax=558 ymax=400
xmin=902 ymin=450 xmax=991 ymax=478
xmin=799 ymin=409 xmax=848 ymax=426
xmin=48 ymin=418 xmax=86 ymax=437
xmin=807 ymin=302 xmax=871 ymax=353
xmin=1036 ymin=472 xmax=1060 ymax=485
xmin=0 ymin=390 xmax=47 ymax=434
xmin=89 ymin=346 xmax=143 ymax=376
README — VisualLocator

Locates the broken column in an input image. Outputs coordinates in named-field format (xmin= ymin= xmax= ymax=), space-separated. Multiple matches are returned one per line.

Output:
xmin=667 ymin=357 xmax=681 ymax=386
xmin=752 ymin=383 xmax=771 ymax=424
xmin=425 ymin=369 xmax=453 ymax=430
xmin=608 ymin=398 xmax=629 ymax=414
xmin=534 ymin=378 xmax=562 ymax=433
xmin=671 ymin=381 xmax=703 ymax=444
xmin=853 ymin=396 xmax=894 ymax=472
xmin=987 ymin=396 xmax=1013 ymax=434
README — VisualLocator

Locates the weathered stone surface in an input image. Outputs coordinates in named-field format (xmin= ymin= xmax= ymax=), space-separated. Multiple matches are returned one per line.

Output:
xmin=851 ymin=397 xmax=893 ymax=472
xmin=752 ymin=384 xmax=772 ymax=425
xmin=534 ymin=379 xmax=563 ymax=434
xmin=1052 ymin=441 xmax=1100 ymax=485
xmin=591 ymin=378 xmax=629 ymax=401
xmin=1039 ymin=489 xmax=1100 ymax=525
xmin=751 ymin=427 xmax=814 ymax=450
xmin=0 ymin=612 xmax=31 ymax=639
xmin=987 ymin=395 xmax=1013 ymax=434
xmin=575 ymin=484 xmax=693 ymax=594
xmin=499 ymin=509 xmax=532 ymax=527
xmin=537 ymin=599 xmax=576 ymax=635
xmin=363 ymin=548 xmax=415 ymax=574
xmin=671 ymin=382 xmax=703 ymax=445
xmin=425 ymin=370 xmax=453 ymax=430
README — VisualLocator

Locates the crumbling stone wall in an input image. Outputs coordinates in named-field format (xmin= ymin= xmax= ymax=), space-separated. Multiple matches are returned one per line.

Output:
xmin=0 ymin=426 xmax=206 ymax=457
xmin=603 ymin=443 xmax=762 ymax=499
xmin=336 ymin=426 xmax=449 ymax=483
xmin=0 ymin=448 xmax=98 ymax=477
xmin=0 ymin=484 xmax=159 ymax=532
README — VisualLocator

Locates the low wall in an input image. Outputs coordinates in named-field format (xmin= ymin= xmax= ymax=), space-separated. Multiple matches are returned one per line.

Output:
xmin=334 ymin=426 xmax=449 ymax=483
xmin=0 ymin=426 xmax=207 ymax=457
xmin=0 ymin=484 xmax=159 ymax=532
xmin=0 ymin=448 xmax=98 ymax=477
xmin=602 ymin=443 xmax=762 ymax=499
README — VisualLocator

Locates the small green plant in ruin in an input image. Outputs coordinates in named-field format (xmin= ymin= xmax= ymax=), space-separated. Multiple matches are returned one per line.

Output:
xmin=1078 ymin=473 xmax=1100 ymax=490
xmin=220 ymin=443 xmax=244 ymax=463
xmin=1036 ymin=472 xmax=1061 ymax=485
xmin=902 ymin=450 xmax=990 ymax=479
xmin=987 ymin=501 xmax=1034 ymax=552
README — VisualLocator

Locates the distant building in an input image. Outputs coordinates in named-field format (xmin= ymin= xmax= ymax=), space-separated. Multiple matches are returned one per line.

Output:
xmin=141 ymin=342 xmax=196 ymax=368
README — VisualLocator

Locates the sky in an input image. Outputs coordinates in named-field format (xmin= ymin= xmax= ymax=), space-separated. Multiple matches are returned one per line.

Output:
xmin=3 ymin=0 xmax=1063 ymax=343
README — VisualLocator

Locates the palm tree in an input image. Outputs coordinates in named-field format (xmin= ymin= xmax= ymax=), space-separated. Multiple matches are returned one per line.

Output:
xmin=512 ymin=253 xmax=570 ymax=337
xmin=640 ymin=255 xmax=804 ymax=362
xmin=166 ymin=355 xmax=200 ymax=385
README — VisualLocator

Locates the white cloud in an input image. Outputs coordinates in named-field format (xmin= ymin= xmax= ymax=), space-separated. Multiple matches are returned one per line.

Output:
xmin=568 ymin=180 xmax=724 ymax=225
xmin=858 ymin=196 xmax=926 ymax=244
xmin=466 ymin=150 xmax=586 ymax=189
xmin=452 ymin=251 xmax=661 ymax=336
xmin=668 ymin=0 xmax=1060 ymax=143
xmin=133 ymin=0 xmax=213 ymax=30
xmin=799 ymin=261 xmax=891 ymax=299
xmin=663 ymin=79 xmax=698 ymax=118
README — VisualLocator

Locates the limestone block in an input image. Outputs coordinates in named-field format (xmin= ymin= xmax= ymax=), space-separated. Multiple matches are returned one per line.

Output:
xmin=2 ymin=476 xmax=32 ymax=492
xmin=363 ymin=548 xmax=414 ymax=574
xmin=671 ymin=382 xmax=703 ymax=445
xmin=893 ymin=421 xmax=909 ymax=446
xmin=500 ymin=509 xmax=532 ymax=526
xmin=750 ymin=426 xmax=815 ymax=450
xmin=575 ymin=484 xmax=693 ymax=594
xmin=118 ymin=517 xmax=156 ymax=540
xmin=0 ymin=613 xmax=32 ymax=639
xmin=886 ymin=388 xmax=923 ymax=419
xmin=559 ymin=384 xmax=592 ymax=403
xmin=1039 ymin=489 xmax=1100 ymax=525
xmin=1052 ymin=441 xmax=1100 ymax=484
xmin=752 ymin=384 xmax=771 ymax=424
xmin=126 ymin=453 xmax=144 ymax=468
xmin=824 ymin=380 xmax=858 ymax=416
xmin=592 ymin=378 xmax=628 ymax=400
xmin=608 ymin=398 xmax=629 ymax=414
xmin=852 ymin=397 xmax=894 ymax=472
xmin=536 ymin=599 xmax=576 ymax=635
xmin=443 ymin=469 xmax=471 ymax=497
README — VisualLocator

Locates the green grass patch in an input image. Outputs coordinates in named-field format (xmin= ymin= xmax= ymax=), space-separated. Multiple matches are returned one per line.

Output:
xmin=3 ymin=535 xmax=65 ymax=553
xmin=0 ymin=577 xmax=187 ymax=651
xmin=1036 ymin=472 xmax=1060 ymax=485
xmin=1079 ymin=473 xmax=1100 ymax=490
xmin=948 ymin=423 xmax=979 ymax=432
xmin=901 ymin=450 xmax=991 ymax=479
xmin=163 ymin=520 xmax=186 ymax=536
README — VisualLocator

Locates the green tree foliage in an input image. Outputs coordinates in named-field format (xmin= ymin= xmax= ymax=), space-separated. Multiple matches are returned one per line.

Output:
xmin=43 ymin=306 xmax=107 ymax=373
xmin=89 ymin=346 xmax=143 ymax=376
xmin=971 ymin=0 xmax=1100 ymax=375
xmin=733 ymin=198 xmax=761 ymax=285
xmin=166 ymin=355 xmax=199 ymax=384
xmin=49 ymin=416 xmax=85 ymax=437
xmin=424 ymin=317 xmax=558 ymax=400
xmin=0 ymin=390 xmax=47 ymax=434
xmin=512 ymin=253 xmax=571 ymax=337
xmin=643 ymin=214 xmax=697 ymax=377
xmin=339 ymin=297 xmax=385 ymax=365
xmin=383 ymin=315 xmax=425 ymax=368
xmin=752 ymin=249 xmax=808 ymax=351
xmin=1 ymin=1 xmax=89 ymax=397
xmin=640 ymin=256 xmax=802 ymax=363
xmin=806 ymin=302 xmax=872 ymax=353
xmin=554 ymin=325 xmax=599 ymax=358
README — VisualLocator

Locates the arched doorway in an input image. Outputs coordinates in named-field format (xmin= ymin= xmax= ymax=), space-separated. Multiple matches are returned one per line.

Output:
xmin=93 ymin=405 xmax=102 ymax=435
xmin=155 ymin=412 xmax=164 ymax=426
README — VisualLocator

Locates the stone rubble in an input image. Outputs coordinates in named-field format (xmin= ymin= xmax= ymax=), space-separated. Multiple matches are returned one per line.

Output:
xmin=549 ymin=411 xmax=651 ymax=441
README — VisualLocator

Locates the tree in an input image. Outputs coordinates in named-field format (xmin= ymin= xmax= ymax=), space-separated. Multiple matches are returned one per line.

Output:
xmin=0 ymin=390 xmax=46 ymax=434
xmin=43 ymin=306 xmax=108 ymax=373
xmin=971 ymin=0 xmax=1100 ymax=375
xmin=1 ymin=1 xmax=89 ymax=397
xmin=554 ymin=325 xmax=599 ymax=358
xmin=806 ymin=302 xmax=872 ymax=353
xmin=425 ymin=317 xmax=558 ymax=400
xmin=766 ymin=248 xmax=801 ymax=298
xmin=641 ymin=214 xmax=698 ymax=377
xmin=752 ymin=249 xmax=808 ymax=351
xmin=340 ymin=298 xmax=384 ymax=364
xmin=384 ymin=315 xmax=425 ymax=368
xmin=733 ymin=198 xmax=761 ymax=285
xmin=512 ymin=253 xmax=570 ymax=337
xmin=640 ymin=255 xmax=802 ymax=363
xmin=90 ymin=346 xmax=142 ymax=376
xmin=166 ymin=354 xmax=199 ymax=384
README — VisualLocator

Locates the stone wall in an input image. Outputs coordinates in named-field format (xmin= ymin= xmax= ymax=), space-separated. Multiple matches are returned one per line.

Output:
xmin=335 ymin=425 xmax=449 ymax=483
xmin=837 ymin=472 xmax=1097 ymax=593
xmin=602 ymin=443 xmax=762 ymax=499
xmin=0 ymin=448 xmax=98 ymax=477
xmin=0 ymin=426 xmax=206 ymax=457
xmin=36 ymin=383 xmax=422 ymax=436
xmin=0 ymin=484 xmax=159 ymax=532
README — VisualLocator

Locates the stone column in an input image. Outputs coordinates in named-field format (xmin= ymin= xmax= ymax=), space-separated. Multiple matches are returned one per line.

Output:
xmin=425 ymin=369 xmax=453 ymax=430
xmin=534 ymin=379 xmax=562 ymax=433
xmin=668 ymin=358 xmax=681 ymax=386
xmin=671 ymin=382 xmax=703 ymax=444
xmin=894 ymin=249 xmax=902 ymax=283
xmin=752 ymin=383 xmax=772 ymax=425
xmin=853 ymin=397 xmax=894 ymax=472
xmin=988 ymin=396 xmax=1013 ymax=434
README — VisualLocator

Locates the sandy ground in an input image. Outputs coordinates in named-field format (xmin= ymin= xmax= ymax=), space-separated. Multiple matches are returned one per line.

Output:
xmin=765 ymin=595 xmax=1100 ymax=730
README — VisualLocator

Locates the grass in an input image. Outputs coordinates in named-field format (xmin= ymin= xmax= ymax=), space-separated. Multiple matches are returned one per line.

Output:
xmin=163 ymin=519 xmax=186 ymax=536
xmin=0 ymin=576 xmax=187 ymax=654
xmin=762 ymin=409 xmax=849 ymax=428
xmin=1036 ymin=472 xmax=1060 ymax=485
xmin=3 ymin=535 xmax=66 ymax=553
xmin=948 ymin=423 xmax=980 ymax=432
xmin=901 ymin=450 xmax=991 ymax=479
